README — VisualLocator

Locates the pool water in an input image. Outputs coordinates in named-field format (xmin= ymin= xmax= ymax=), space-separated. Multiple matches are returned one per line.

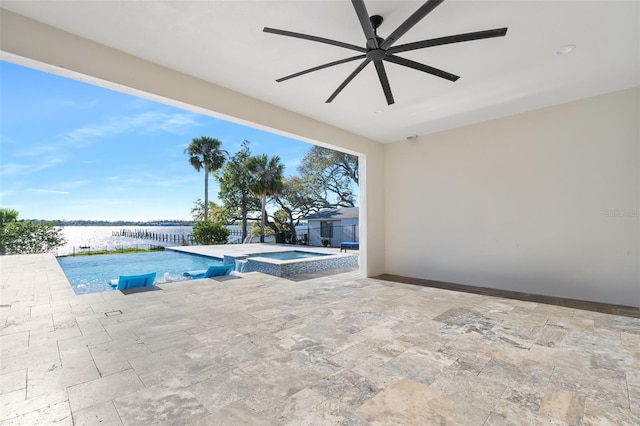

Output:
xmin=248 ymin=251 xmax=329 ymax=261
xmin=58 ymin=250 xmax=223 ymax=295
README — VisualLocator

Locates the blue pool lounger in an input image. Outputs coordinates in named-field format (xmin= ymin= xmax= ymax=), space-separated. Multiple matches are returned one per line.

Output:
xmin=340 ymin=242 xmax=359 ymax=252
xmin=183 ymin=264 xmax=234 ymax=279
xmin=109 ymin=272 xmax=156 ymax=290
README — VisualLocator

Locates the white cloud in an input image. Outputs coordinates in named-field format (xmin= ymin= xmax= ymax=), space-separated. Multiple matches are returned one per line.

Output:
xmin=65 ymin=126 xmax=106 ymax=143
xmin=0 ymin=163 xmax=30 ymax=176
xmin=15 ymin=111 xmax=201 ymax=158
xmin=0 ymin=135 xmax=19 ymax=145
xmin=106 ymin=173 xmax=192 ymax=189
xmin=31 ymin=189 xmax=70 ymax=195
xmin=0 ymin=189 xmax=15 ymax=198
xmin=3 ymin=110 xmax=200 ymax=178
xmin=73 ymin=197 xmax=130 ymax=206
xmin=63 ymin=111 xmax=200 ymax=143
xmin=0 ymin=155 xmax=65 ymax=176
xmin=142 ymin=113 xmax=200 ymax=134
xmin=106 ymin=176 xmax=146 ymax=185
xmin=59 ymin=180 xmax=91 ymax=189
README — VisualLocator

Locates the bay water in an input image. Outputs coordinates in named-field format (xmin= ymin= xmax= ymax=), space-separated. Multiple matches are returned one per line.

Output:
xmin=56 ymin=225 xmax=196 ymax=256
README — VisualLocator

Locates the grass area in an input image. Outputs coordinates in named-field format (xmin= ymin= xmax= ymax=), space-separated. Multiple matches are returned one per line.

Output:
xmin=59 ymin=246 xmax=165 ymax=257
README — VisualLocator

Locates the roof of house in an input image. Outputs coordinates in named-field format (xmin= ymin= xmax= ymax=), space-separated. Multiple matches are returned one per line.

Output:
xmin=303 ymin=207 xmax=359 ymax=221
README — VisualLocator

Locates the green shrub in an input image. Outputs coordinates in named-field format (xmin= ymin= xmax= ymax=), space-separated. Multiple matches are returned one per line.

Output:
xmin=0 ymin=209 xmax=66 ymax=255
xmin=191 ymin=221 xmax=230 ymax=245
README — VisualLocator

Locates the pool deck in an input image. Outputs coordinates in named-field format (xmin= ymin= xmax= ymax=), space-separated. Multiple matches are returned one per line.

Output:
xmin=166 ymin=243 xmax=351 ymax=258
xmin=1 ymin=252 xmax=639 ymax=425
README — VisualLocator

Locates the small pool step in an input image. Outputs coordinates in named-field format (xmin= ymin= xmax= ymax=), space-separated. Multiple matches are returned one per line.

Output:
xmin=235 ymin=259 xmax=251 ymax=273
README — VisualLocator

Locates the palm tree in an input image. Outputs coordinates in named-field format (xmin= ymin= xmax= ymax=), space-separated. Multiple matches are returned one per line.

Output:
xmin=185 ymin=137 xmax=227 ymax=221
xmin=247 ymin=154 xmax=285 ymax=243
xmin=0 ymin=208 xmax=18 ymax=228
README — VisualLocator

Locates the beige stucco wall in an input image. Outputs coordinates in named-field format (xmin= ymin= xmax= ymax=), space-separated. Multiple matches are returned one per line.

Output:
xmin=0 ymin=9 xmax=385 ymax=276
xmin=385 ymin=87 xmax=640 ymax=307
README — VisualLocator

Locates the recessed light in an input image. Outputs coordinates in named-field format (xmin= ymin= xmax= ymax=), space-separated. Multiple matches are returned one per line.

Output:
xmin=406 ymin=134 xmax=418 ymax=140
xmin=556 ymin=44 xmax=576 ymax=55
xmin=373 ymin=109 xmax=383 ymax=114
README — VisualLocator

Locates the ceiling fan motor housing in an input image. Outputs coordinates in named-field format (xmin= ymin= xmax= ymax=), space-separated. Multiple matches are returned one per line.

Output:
xmin=369 ymin=15 xmax=383 ymax=30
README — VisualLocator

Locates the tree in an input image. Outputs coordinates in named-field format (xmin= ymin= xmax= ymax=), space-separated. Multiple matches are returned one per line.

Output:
xmin=250 ymin=221 xmax=275 ymax=238
xmin=271 ymin=176 xmax=326 ymax=244
xmin=191 ymin=221 xmax=230 ymax=245
xmin=185 ymin=136 xmax=227 ymax=221
xmin=247 ymin=154 xmax=285 ymax=243
xmin=216 ymin=140 xmax=261 ymax=242
xmin=0 ymin=208 xmax=66 ymax=255
xmin=298 ymin=146 xmax=359 ymax=207
xmin=190 ymin=199 xmax=236 ymax=224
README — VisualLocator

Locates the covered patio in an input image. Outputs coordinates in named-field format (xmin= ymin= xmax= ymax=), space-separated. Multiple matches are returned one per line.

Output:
xmin=1 ymin=1 xmax=639 ymax=424
xmin=1 ymin=254 xmax=638 ymax=424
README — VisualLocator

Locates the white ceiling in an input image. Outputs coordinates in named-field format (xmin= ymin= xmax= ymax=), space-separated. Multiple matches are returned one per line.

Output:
xmin=2 ymin=1 xmax=639 ymax=143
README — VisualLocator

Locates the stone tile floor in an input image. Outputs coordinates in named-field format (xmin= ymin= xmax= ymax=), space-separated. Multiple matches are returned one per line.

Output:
xmin=1 ymin=254 xmax=639 ymax=425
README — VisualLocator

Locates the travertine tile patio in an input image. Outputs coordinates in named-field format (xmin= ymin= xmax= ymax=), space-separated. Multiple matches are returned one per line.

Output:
xmin=1 ymin=253 xmax=639 ymax=425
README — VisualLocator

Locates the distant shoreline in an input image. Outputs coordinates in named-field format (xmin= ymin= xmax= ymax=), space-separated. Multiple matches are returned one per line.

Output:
xmin=33 ymin=220 xmax=195 ymax=227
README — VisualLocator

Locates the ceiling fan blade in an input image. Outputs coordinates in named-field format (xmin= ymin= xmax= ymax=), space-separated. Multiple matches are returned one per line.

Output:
xmin=388 ymin=27 xmax=508 ymax=54
xmin=380 ymin=0 xmax=444 ymax=50
xmin=351 ymin=0 xmax=379 ymax=49
xmin=264 ymin=27 xmax=366 ymax=53
xmin=384 ymin=54 xmax=459 ymax=81
xmin=374 ymin=60 xmax=394 ymax=105
xmin=326 ymin=59 xmax=372 ymax=103
xmin=276 ymin=55 xmax=367 ymax=82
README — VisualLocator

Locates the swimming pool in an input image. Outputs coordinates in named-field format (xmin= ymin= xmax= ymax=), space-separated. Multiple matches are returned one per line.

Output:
xmin=247 ymin=251 xmax=329 ymax=261
xmin=58 ymin=251 xmax=223 ymax=295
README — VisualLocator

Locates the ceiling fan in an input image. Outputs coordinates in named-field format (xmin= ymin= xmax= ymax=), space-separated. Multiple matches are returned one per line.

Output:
xmin=264 ymin=0 xmax=507 ymax=105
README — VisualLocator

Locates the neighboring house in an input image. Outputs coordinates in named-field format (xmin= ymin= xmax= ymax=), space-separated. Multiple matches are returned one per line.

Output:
xmin=303 ymin=207 xmax=358 ymax=248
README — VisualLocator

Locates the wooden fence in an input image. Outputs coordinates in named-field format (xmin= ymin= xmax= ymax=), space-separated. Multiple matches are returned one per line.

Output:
xmin=111 ymin=228 xmax=308 ymax=245
xmin=111 ymin=229 xmax=198 ymax=245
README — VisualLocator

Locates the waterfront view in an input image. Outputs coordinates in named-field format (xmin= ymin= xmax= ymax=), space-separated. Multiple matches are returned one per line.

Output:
xmin=54 ymin=225 xmax=310 ymax=256
xmin=55 ymin=225 xmax=194 ymax=256
xmin=1 ymin=62 xmax=358 ymax=259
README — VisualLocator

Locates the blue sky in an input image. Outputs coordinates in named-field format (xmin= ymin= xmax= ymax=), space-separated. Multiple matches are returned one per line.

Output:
xmin=0 ymin=61 xmax=313 ymax=221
